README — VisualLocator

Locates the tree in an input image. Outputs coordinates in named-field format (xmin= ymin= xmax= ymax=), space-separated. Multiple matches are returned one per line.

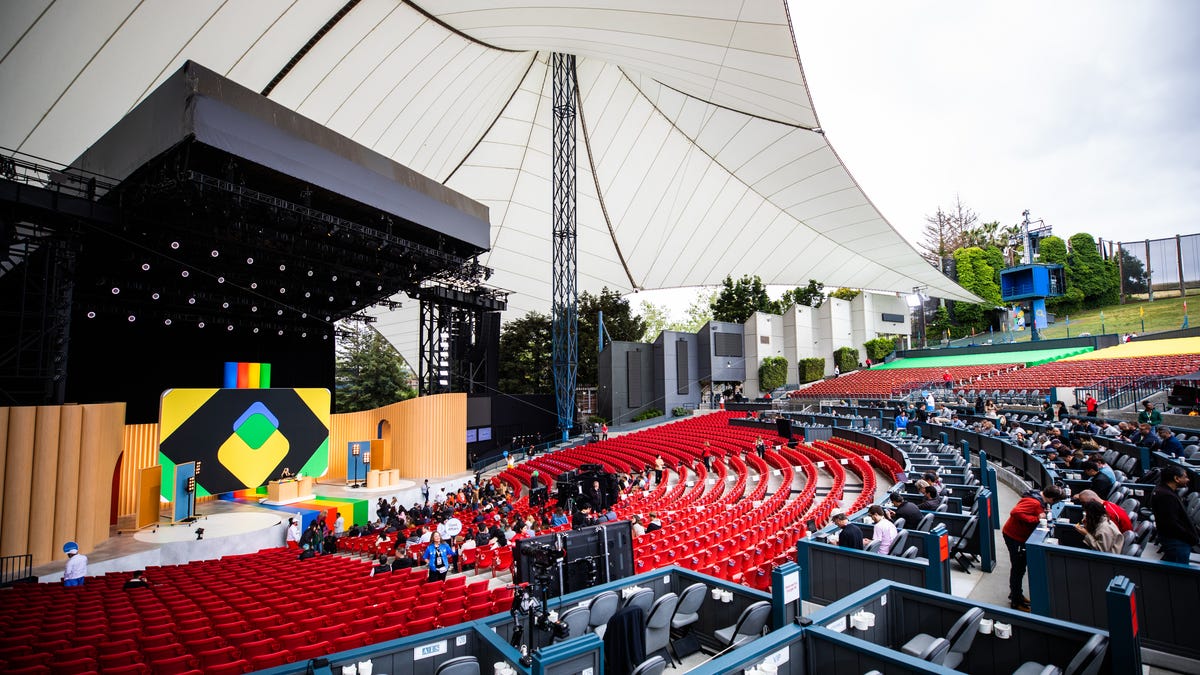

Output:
xmin=863 ymin=337 xmax=897 ymax=362
xmin=334 ymin=323 xmax=416 ymax=413
xmin=919 ymin=195 xmax=978 ymax=265
xmin=638 ymin=301 xmax=670 ymax=343
xmin=828 ymin=287 xmax=861 ymax=302
xmin=834 ymin=347 xmax=859 ymax=373
xmin=1037 ymin=235 xmax=1068 ymax=266
xmin=951 ymin=247 xmax=1002 ymax=331
xmin=1117 ymin=248 xmax=1149 ymax=294
xmin=758 ymin=356 xmax=788 ymax=393
xmin=780 ymin=280 xmax=825 ymax=309
xmin=677 ymin=290 xmax=716 ymax=332
xmin=1066 ymin=233 xmax=1119 ymax=308
xmin=498 ymin=311 xmax=553 ymax=394
xmin=711 ymin=275 xmax=775 ymax=324
xmin=578 ymin=288 xmax=646 ymax=386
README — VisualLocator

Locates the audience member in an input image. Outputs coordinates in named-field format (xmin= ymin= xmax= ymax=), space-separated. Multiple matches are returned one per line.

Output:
xmin=123 ymin=569 xmax=149 ymax=590
xmin=423 ymin=531 xmax=454 ymax=582
xmin=1158 ymin=426 xmax=1184 ymax=458
xmin=888 ymin=492 xmax=922 ymax=527
xmin=1082 ymin=461 xmax=1113 ymax=500
xmin=917 ymin=485 xmax=941 ymax=511
xmin=831 ymin=511 xmax=865 ymax=550
xmin=298 ymin=543 xmax=317 ymax=560
xmin=1002 ymin=486 xmax=1064 ymax=610
xmin=371 ymin=555 xmax=391 ymax=576
xmin=1151 ymin=466 xmax=1199 ymax=564
xmin=866 ymin=505 xmax=898 ymax=554
xmin=1138 ymin=400 xmax=1162 ymax=427
xmin=1074 ymin=500 xmax=1121 ymax=554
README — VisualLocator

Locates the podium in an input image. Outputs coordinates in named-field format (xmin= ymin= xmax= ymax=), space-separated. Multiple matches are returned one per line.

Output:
xmin=298 ymin=476 xmax=315 ymax=497
xmin=268 ymin=479 xmax=299 ymax=502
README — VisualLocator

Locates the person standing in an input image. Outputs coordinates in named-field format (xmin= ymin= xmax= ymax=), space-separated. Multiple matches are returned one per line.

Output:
xmin=1138 ymin=400 xmax=1162 ymax=428
xmin=62 ymin=542 xmax=88 ymax=587
xmin=423 ymin=531 xmax=455 ymax=582
xmin=755 ymin=436 xmax=766 ymax=458
xmin=1084 ymin=394 xmax=1098 ymax=417
xmin=1002 ymin=486 xmax=1064 ymax=610
xmin=285 ymin=518 xmax=301 ymax=549
xmin=894 ymin=410 xmax=909 ymax=436
xmin=654 ymin=455 xmax=665 ymax=484
xmin=1151 ymin=466 xmax=1199 ymax=564
xmin=334 ymin=513 xmax=345 ymax=538
xmin=420 ymin=479 xmax=431 ymax=505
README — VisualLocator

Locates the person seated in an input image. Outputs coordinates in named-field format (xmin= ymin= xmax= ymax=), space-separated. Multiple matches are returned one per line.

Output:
xmin=1158 ymin=426 xmax=1185 ymax=458
xmin=1074 ymin=489 xmax=1132 ymax=533
xmin=888 ymin=492 xmax=922 ymax=527
xmin=1082 ymin=461 xmax=1114 ymax=500
xmin=917 ymin=485 xmax=941 ymax=511
xmin=123 ymin=570 xmax=151 ymax=589
xmin=1074 ymin=500 xmax=1122 ymax=554
xmin=645 ymin=513 xmax=663 ymax=532
xmin=830 ymin=511 xmax=865 ymax=550
xmin=298 ymin=544 xmax=317 ymax=561
xmin=866 ymin=505 xmax=898 ymax=554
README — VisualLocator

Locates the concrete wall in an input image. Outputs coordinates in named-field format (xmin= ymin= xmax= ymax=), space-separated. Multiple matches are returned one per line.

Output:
xmin=744 ymin=312 xmax=786 ymax=394
xmin=653 ymin=331 xmax=701 ymax=413
xmin=598 ymin=341 xmax=657 ymax=425
xmin=698 ymin=320 xmax=746 ymax=385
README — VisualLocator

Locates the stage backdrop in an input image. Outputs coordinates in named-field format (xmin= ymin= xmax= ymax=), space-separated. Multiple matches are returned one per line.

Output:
xmin=158 ymin=388 xmax=330 ymax=498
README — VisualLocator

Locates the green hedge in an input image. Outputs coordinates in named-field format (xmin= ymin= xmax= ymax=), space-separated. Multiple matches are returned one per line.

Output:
xmin=799 ymin=357 xmax=825 ymax=383
xmin=863 ymin=337 xmax=897 ymax=362
xmin=758 ymin=356 xmax=788 ymax=392
xmin=834 ymin=347 xmax=859 ymax=374
xmin=672 ymin=406 xmax=691 ymax=417
xmin=632 ymin=408 xmax=664 ymax=422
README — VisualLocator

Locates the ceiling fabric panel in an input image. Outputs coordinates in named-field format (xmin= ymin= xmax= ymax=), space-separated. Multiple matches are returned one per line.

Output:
xmin=1 ymin=0 xmax=980 ymax=366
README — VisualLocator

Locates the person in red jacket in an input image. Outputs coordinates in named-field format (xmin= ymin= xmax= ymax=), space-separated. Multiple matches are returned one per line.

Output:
xmin=1002 ymin=485 xmax=1064 ymax=610
xmin=1075 ymin=489 xmax=1131 ymax=533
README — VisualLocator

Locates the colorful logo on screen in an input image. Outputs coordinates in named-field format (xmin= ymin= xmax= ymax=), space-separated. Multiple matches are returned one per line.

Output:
xmin=217 ymin=401 xmax=290 ymax=487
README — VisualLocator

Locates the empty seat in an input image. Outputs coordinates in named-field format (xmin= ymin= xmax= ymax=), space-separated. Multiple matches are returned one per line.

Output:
xmin=713 ymin=601 xmax=771 ymax=650
xmin=1014 ymin=634 xmax=1107 ymax=675
xmin=434 ymin=655 xmax=479 ymax=675
xmin=630 ymin=655 xmax=666 ymax=675
xmin=557 ymin=605 xmax=591 ymax=642
xmin=624 ymin=588 xmax=654 ymax=620
xmin=900 ymin=607 xmax=983 ymax=669
xmin=588 ymin=590 xmax=620 ymax=638
xmin=643 ymin=592 xmax=679 ymax=662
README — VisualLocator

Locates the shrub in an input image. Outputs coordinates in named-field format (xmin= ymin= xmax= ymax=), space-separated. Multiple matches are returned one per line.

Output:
xmin=834 ymin=347 xmax=859 ymax=373
xmin=587 ymin=415 xmax=607 ymax=425
xmin=863 ymin=337 xmax=897 ymax=362
xmin=632 ymin=408 xmax=664 ymax=422
xmin=672 ymin=406 xmax=691 ymax=417
xmin=758 ymin=356 xmax=788 ymax=392
xmin=799 ymin=357 xmax=825 ymax=383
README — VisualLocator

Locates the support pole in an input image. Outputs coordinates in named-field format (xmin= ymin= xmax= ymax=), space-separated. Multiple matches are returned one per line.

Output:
xmin=551 ymin=52 xmax=579 ymax=441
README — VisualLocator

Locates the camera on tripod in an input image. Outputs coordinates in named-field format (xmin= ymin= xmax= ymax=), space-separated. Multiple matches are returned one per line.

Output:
xmin=524 ymin=542 xmax=565 ymax=567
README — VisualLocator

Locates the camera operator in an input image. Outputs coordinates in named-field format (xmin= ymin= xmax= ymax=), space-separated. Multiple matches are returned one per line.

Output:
xmin=572 ymin=504 xmax=595 ymax=530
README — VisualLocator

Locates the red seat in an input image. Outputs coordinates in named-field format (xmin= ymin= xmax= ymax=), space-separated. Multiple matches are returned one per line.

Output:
xmin=292 ymin=641 xmax=333 ymax=660
xmin=98 ymin=639 xmax=140 ymax=657
xmin=4 ymin=653 xmax=52 ymax=669
xmin=374 ymin=624 xmax=405 ymax=642
xmin=179 ymin=635 xmax=225 ymax=652
xmin=99 ymin=650 xmax=144 ymax=669
xmin=102 ymin=664 xmax=152 ymax=675
xmin=277 ymin=630 xmax=316 ymax=651
xmin=405 ymin=616 xmax=436 ymax=636
xmin=2 ymin=666 xmax=51 ymax=675
xmin=141 ymin=644 xmax=185 ymax=662
xmin=205 ymin=659 xmax=250 ymax=675
xmin=47 ymin=656 xmax=97 ymax=675
xmin=331 ymin=633 xmax=369 ymax=652
xmin=139 ymin=633 xmax=180 ymax=650
xmin=196 ymin=646 xmax=239 ymax=669
xmin=249 ymin=652 xmax=290 ymax=670
xmin=237 ymin=638 xmax=280 ymax=659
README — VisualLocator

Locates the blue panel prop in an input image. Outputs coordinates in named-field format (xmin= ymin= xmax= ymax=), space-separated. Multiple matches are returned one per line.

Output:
xmin=347 ymin=440 xmax=371 ymax=483
xmin=173 ymin=461 xmax=196 ymax=522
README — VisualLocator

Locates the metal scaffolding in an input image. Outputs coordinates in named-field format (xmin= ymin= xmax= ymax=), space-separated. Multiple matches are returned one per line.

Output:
xmin=551 ymin=52 xmax=579 ymax=438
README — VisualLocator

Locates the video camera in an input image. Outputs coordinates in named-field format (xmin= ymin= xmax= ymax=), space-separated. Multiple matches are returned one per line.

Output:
xmin=523 ymin=542 xmax=565 ymax=568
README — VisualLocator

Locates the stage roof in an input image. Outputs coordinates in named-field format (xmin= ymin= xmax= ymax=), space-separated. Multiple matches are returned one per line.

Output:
xmin=0 ymin=0 xmax=981 ymax=360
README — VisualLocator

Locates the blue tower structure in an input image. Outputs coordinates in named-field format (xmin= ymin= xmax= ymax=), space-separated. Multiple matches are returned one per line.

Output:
xmin=1000 ymin=210 xmax=1064 ymax=341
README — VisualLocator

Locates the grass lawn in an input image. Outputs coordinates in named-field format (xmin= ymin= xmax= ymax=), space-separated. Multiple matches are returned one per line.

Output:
xmin=1018 ymin=295 xmax=1193 ymax=340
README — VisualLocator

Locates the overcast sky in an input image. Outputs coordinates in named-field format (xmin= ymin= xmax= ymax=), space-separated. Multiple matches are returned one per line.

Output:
xmin=788 ymin=0 xmax=1200 ymax=249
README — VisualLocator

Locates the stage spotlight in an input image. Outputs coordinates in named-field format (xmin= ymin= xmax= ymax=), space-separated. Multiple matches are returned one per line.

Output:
xmin=188 ymin=297 xmax=196 ymax=305
xmin=141 ymin=263 xmax=150 ymax=271
xmin=277 ymin=309 xmax=283 ymax=315
xmin=164 ymin=319 xmax=172 ymax=326
xmin=111 ymin=287 xmax=120 ymax=295
xmin=331 ymin=275 xmax=338 ymax=281
xmin=181 ymin=270 xmax=189 ymax=278
xmin=307 ymin=270 xmax=313 ymax=277
xmin=351 ymin=300 xmax=357 ymax=305
xmin=301 ymin=332 xmax=307 ymax=338
xmin=195 ymin=528 xmax=205 ymax=540
xmin=170 ymin=241 xmax=180 ymax=250
xmin=278 ymin=330 xmax=284 ymax=336
xmin=253 ymin=327 xmax=259 ymax=333
xmin=279 ymin=264 xmax=286 ymax=271
xmin=86 ymin=311 xmax=96 ymax=319
xmin=227 ymin=325 xmax=234 ymax=331
xmin=250 ymin=282 xmax=258 ymax=289
xmin=355 ymin=280 xmax=360 ymax=286
xmin=376 ymin=285 xmax=382 ymax=291
xmin=211 ymin=250 xmax=219 ymax=257
xmin=217 ymin=276 xmax=225 ymax=284
xmin=128 ymin=315 xmax=136 ymax=322
xmin=222 ymin=302 xmax=229 ymax=309
xmin=198 ymin=321 xmax=206 ymax=328
xmin=304 ymin=292 xmax=311 ymax=298
xmin=328 ymin=296 xmax=334 ymax=302
xmin=279 ymin=287 xmax=286 ymax=294
xmin=151 ymin=292 xmax=160 ymax=300
xmin=251 ymin=306 xmax=258 ymax=312
xmin=246 ymin=257 xmax=254 ymax=264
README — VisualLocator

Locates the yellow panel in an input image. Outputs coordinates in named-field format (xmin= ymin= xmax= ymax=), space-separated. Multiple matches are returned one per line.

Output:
xmin=247 ymin=362 xmax=261 ymax=388
xmin=1 ymin=406 xmax=36 ymax=558
xmin=54 ymin=406 xmax=83 ymax=550
xmin=159 ymin=389 xmax=217 ymax=440
xmin=29 ymin=406 xmax=62 ymax=566
xmin=137 ymin=467 xmax=161 ymax=530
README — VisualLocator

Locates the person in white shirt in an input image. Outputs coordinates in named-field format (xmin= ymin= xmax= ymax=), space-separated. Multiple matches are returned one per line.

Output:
xmin=867 ymin=506 xmax=899 ymax=555
xmin=286 ymin=519 xmax=301 ymax=549
xmin=63 ymin=541 xmax=88 ymax=587
xmin=334 ymin=514 xmax=345 ymax=537
xmin=631 ymin=515 xmax=646 ymax=537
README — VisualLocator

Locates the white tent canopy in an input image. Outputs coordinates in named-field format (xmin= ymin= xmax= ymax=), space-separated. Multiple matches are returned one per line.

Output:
xmin=0 ymin=0 xmax=980 ymax=360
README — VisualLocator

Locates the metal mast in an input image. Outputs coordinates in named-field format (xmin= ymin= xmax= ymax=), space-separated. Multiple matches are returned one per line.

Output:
xmin=551 ymin=52 xmax=578 ymax=440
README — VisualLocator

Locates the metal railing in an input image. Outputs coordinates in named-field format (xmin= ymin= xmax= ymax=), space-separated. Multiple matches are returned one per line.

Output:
xmin=1074 ymin=374 xmax=1169 ymax=411
xmin=1 ymin=147 xmax=120 ymax=200
xmin=1 ymin=553 xmax=32 ymax=587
